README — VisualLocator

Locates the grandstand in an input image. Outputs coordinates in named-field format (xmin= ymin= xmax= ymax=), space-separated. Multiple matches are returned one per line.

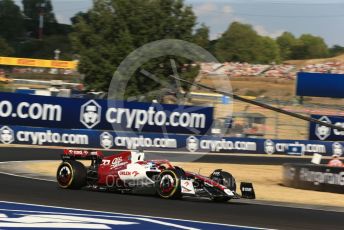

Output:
xmin=195 ymin=54 xmax=344 ymax=140
xmin=199 ymin=54 xmax=344 ymax=78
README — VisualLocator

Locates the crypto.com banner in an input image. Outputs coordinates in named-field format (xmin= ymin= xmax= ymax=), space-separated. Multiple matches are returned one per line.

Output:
xmin=0 ymin=124 xmax=343 ymax=157
xmin=309 ymin=115 xmax=344 ymax=141
xmin=0 ymin=92 xmax=213 ymax=135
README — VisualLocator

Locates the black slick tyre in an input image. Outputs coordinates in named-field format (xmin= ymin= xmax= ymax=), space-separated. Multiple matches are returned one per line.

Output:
xmin=156 ymin=169 xmax=182 ymax=199
xmin=56 ymin=161 xmax=87 ymax=189
xmin=210 ymin=169 xmax=236 ymax=191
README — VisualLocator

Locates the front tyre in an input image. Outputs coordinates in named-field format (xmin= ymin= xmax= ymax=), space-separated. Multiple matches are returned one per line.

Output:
xmin=156 ymin=169 xmax=182 ymax=199
xmin=56 ymin=161 xmax=87 ymax=189
xmin=210 ymin=169 xmax=236 ymax=192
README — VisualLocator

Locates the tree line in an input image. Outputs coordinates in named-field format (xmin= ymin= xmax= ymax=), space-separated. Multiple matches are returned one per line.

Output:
xmin=214 ymin=23 xmax=338 ymax=63
xmin=0 ymin=0 xmax=72 ymax=59
xmin=0 ymin=0 xmax=344 ymax=93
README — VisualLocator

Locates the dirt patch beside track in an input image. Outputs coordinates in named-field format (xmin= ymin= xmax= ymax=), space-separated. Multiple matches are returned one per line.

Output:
xmin=4 ymin=160 xmax=344 ymax=207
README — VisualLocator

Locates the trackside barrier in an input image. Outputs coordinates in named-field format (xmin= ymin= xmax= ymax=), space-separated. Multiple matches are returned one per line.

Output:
xmin=0 ymin=92 xmax=213 ymax=135
xmin=309 ymin=115 xmax=344 ymax=141
xmin=0 ymin=56 xmax=78 ymax=69
xmin=296 ymin=72 xmax=344 ymax=98
xmin=0 ymin=124 xmax=343 ymax=157
xmin=283 ymin=163 xmax=344 ymax=194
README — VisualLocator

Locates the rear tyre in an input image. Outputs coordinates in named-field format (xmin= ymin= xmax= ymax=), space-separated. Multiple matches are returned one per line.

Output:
xmin=156 ymin=169 xmax=182 ymax=199
xmin=56 ymin=161 xmax=87 ymax=189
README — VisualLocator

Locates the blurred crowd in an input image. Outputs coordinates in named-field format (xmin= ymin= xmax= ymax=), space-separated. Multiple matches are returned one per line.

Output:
xmin=200 ymin=61 xmax=344 ymax=79
xmin=201 ymin=62 xmax=270 ymax=77
xmin=300 ymin=61 xmax=344 ymax=74
xmin=2 ymin=61 xmax=344 ymax=80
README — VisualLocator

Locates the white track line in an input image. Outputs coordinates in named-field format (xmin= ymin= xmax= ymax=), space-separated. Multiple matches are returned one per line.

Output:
xmin=0 ymin=201 xmax=271 ymax=230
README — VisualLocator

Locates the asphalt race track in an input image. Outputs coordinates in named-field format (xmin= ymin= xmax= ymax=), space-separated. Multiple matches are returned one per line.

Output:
xmin=0 ymin=147 xmax=342 ymax=229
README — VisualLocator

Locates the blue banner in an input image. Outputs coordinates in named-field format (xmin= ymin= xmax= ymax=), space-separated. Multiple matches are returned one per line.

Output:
xmin=1 ymin=124 xmax=343 ymax=157
xmin=0 ymin=92 xmax=213 ymax=135
xmin=309 ymin=115 xmax=344 ymax=141
xmin=296 ymin=72 xmax=344 ymax=98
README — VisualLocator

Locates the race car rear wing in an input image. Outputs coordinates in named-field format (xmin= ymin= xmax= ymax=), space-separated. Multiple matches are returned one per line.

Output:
xmin=62 ymin=149 xmax=103 ymax=162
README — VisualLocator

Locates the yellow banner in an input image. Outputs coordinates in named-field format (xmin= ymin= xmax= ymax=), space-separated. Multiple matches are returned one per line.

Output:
xmin=0 ymin=57 xmax=78 ymax=70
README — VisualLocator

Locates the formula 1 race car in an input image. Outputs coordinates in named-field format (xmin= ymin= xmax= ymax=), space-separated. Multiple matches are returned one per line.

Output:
xmin=56 ymin=149 xmax=255 ymax=202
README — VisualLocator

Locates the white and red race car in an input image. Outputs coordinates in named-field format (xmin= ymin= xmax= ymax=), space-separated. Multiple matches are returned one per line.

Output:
xmin=57 ymin=149 xmax=255 ymax=202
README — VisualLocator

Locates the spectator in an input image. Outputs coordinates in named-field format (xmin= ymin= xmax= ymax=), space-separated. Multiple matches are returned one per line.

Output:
xmin=327 ymin=155 xmax=343 ymax=167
